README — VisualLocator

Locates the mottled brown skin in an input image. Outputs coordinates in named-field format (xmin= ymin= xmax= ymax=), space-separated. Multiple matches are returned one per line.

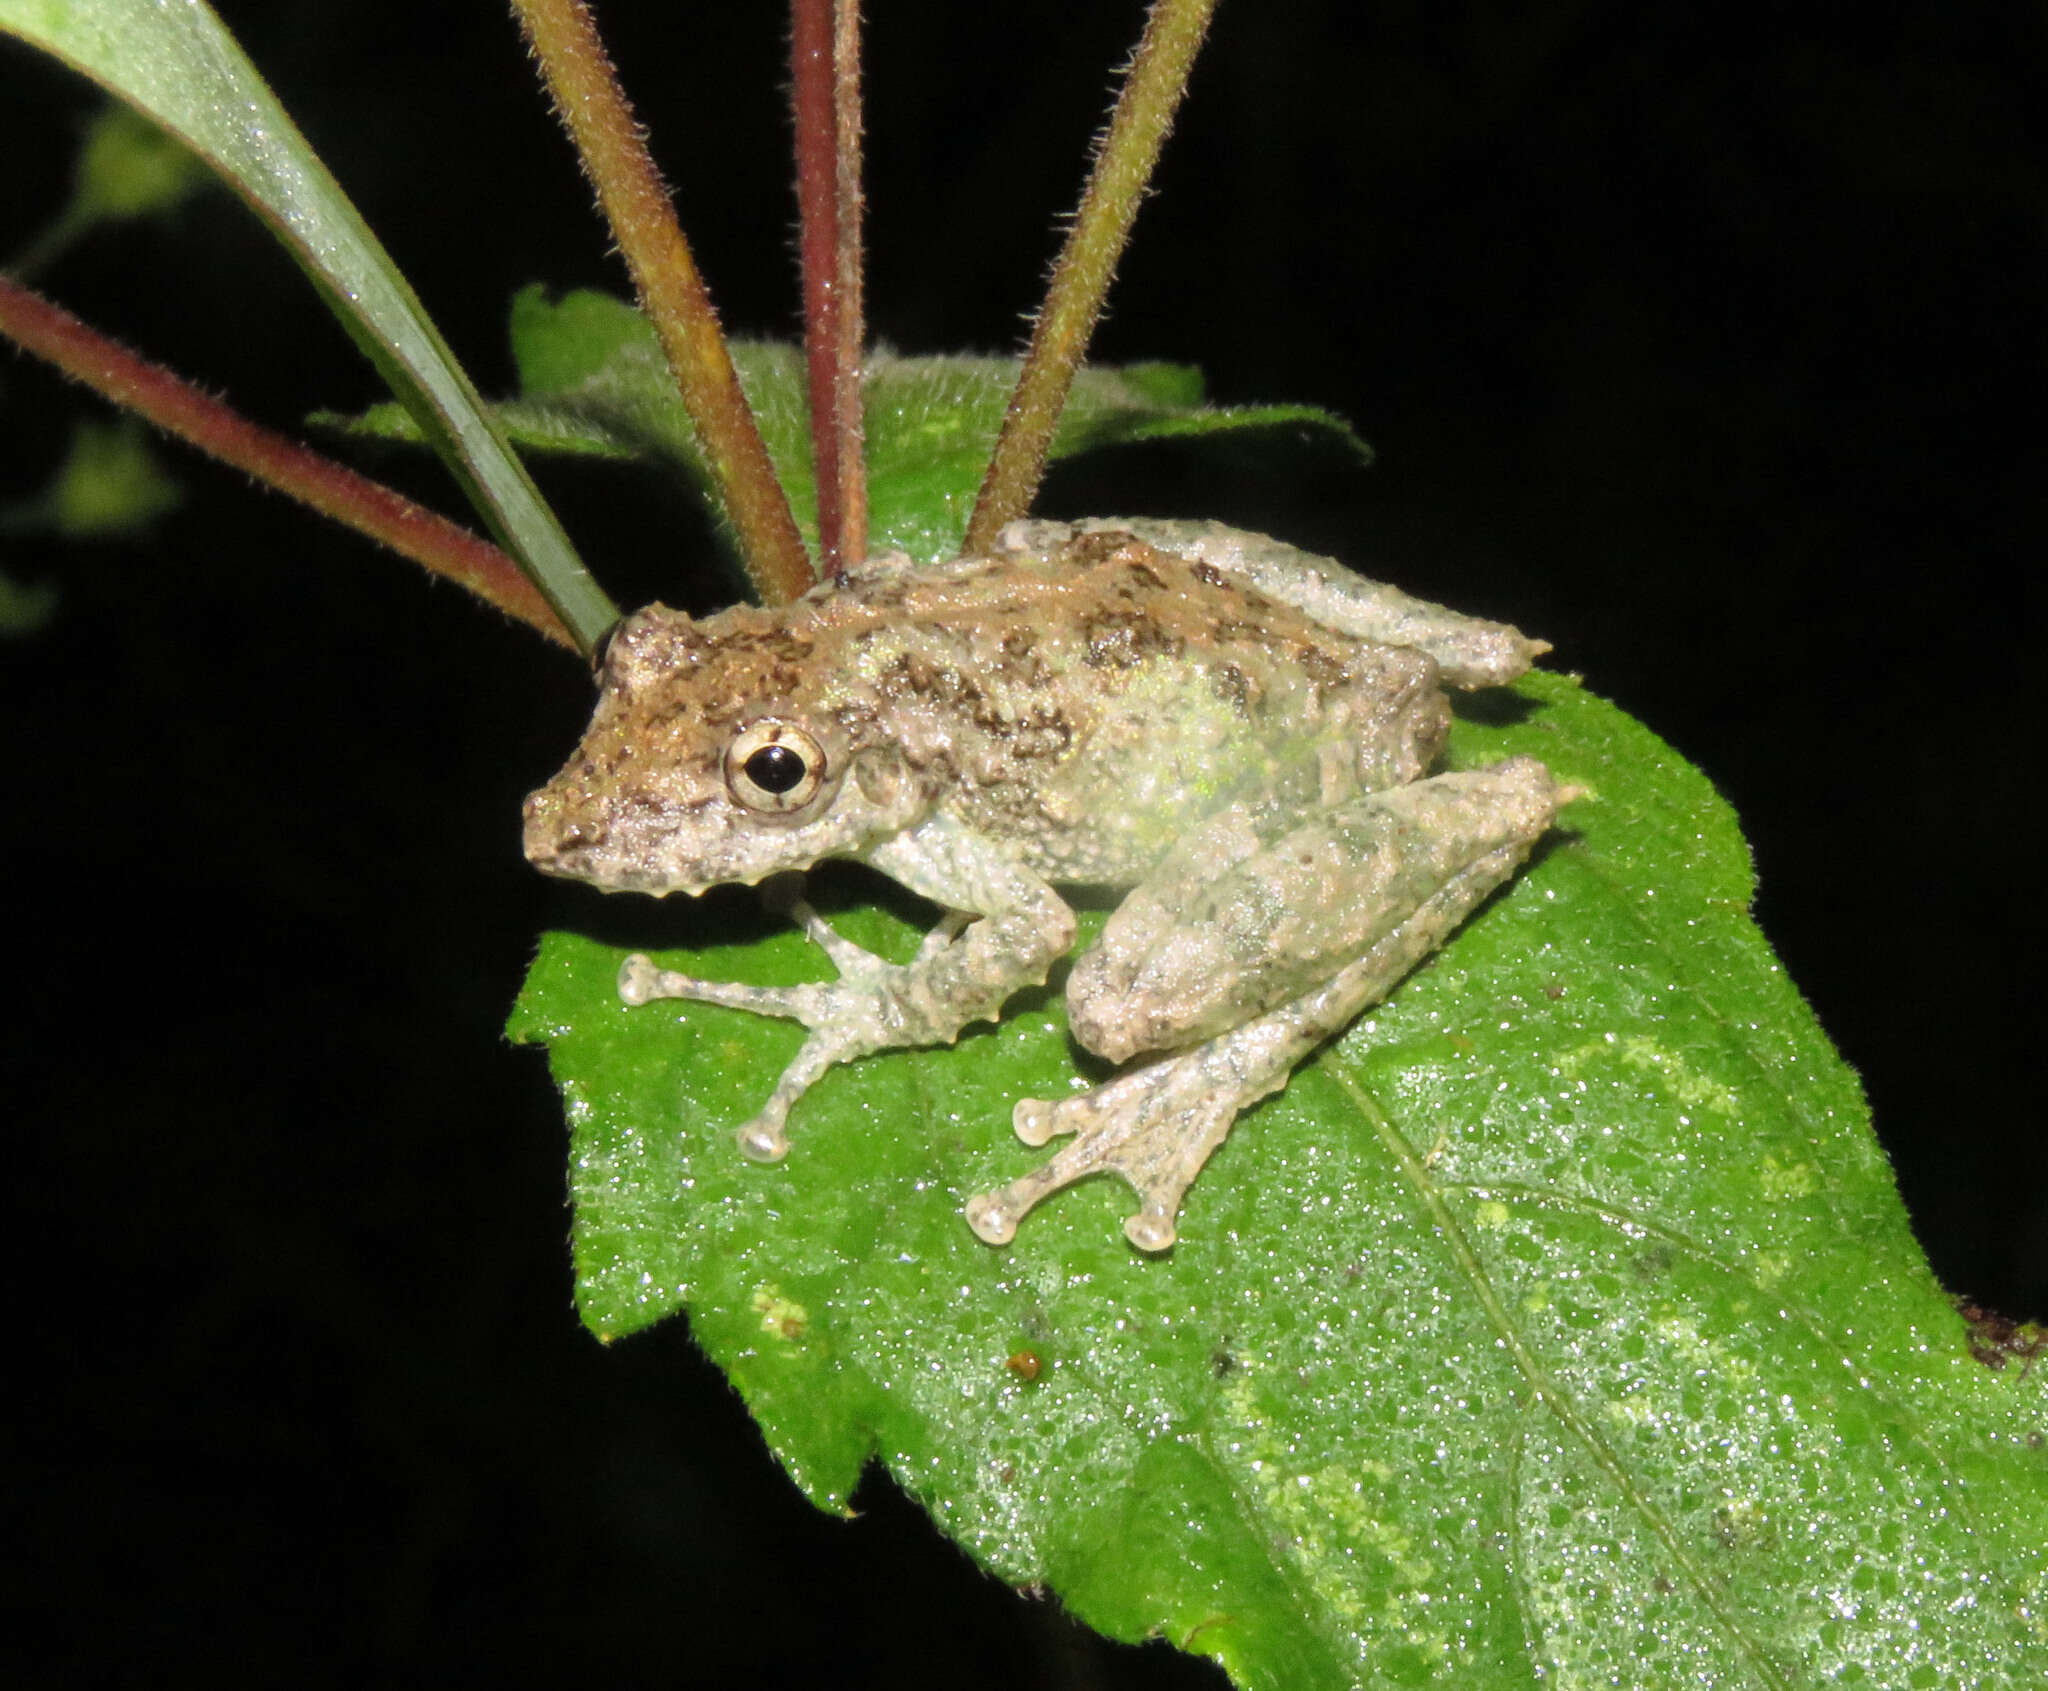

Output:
xmin=523 ymin=520 xmax=1566 ymax=1249
xmin=525 ymin=529 xmax=1449 ymax=896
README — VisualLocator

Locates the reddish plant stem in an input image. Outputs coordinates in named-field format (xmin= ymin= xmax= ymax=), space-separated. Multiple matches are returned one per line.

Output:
xmin=830 ymin=2 xmax=868 ymax=568
xmin=512 ymin=0 xmax=815 ymax=604
xmin=789 ymin=0 xmax=868 ymax=581
xmin=0 ymin=274 xmax=575 ymax=649
xmin=961 ymin=0 xmax=1220 ymax=556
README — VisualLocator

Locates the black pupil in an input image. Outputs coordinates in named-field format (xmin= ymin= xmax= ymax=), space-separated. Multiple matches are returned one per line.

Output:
xmin=744 ymin=743 xmax=808 ymax=795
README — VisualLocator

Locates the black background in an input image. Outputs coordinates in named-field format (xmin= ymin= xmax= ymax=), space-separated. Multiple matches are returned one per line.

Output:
xmin=2 ymin=3 xmax=2037 ymax=1684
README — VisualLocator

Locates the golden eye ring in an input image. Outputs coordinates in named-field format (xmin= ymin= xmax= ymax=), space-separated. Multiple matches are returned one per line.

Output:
xmin=725 ymin=720 xmax=827 ymax=813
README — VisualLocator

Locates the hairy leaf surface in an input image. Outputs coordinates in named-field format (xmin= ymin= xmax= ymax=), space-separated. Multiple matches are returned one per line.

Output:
xmin=512 ymin=670 xmax=2048 ymax=1688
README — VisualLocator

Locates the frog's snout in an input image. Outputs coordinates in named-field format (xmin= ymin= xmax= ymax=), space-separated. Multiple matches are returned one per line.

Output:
xmin=521 ymin=780 xmax=610 ymax=877
xmin=522 ymin=774 xmax=698 ymax=894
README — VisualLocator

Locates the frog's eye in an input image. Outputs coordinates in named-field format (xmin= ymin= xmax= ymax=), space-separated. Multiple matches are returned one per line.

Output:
xmin=725 ymin=720 xmax=827 ymax=813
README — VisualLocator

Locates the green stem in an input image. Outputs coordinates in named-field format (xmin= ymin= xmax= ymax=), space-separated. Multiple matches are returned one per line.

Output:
xmin=0 ymin=274 xmax=578 ymax=650
xmin=960 ymin=0 xmax=1221 ymax=556
xmin=511 ymin=0 xmax=816 ymax=605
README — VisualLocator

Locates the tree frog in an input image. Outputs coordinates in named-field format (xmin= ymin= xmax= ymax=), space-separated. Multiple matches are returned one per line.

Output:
xmin=524 ymin=519 xmax=1572 ymax=1250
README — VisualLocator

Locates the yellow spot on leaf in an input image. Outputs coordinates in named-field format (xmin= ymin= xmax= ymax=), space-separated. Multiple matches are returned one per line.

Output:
xmin=1557 ymin=1034 xmax=1738 ymax=1115
xmin=750 ymin=1282 xmax=809 ymax=1342
xmin=1757 ymin=1155 xmax=1819 ymax=1201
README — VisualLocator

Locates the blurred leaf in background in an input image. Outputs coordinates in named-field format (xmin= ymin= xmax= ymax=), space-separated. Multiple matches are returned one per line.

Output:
xmin=6 ymin=102 xmax=212 ymax=278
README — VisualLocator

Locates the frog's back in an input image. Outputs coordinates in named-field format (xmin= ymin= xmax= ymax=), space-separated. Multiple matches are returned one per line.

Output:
xmin=815 ymin=530 xmax=1450 ymax=884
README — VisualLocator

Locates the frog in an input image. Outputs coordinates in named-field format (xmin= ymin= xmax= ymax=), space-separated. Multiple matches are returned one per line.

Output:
xmin=523 ymin=517 xmax=1574 ymax=1251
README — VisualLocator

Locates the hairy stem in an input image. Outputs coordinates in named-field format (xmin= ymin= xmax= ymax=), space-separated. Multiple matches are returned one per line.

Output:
xmin=960 ymin=0 xmax=1220 ymax=557
xmin=511 ymin=0 xmax=815 ymax=604
xmin=0 ymin=275 xmax=576 ymax=650
xmin=789 ymin=0 xmax=868 ymax=582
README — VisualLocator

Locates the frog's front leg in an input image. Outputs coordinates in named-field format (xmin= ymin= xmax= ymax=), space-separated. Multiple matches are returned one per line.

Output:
xmin=622 ymin=814 xmax=1074 ymax=1163
xmin=617 ymin=894 xmax=965 ymax=1163
xmin=965 ymin=758 xmax=1572 ymax=1250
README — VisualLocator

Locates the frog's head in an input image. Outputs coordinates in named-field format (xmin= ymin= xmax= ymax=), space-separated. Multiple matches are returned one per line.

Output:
xmin=523 ymin=602 xmax=929 ymax=895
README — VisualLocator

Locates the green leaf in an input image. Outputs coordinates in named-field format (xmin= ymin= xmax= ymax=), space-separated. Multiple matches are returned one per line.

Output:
xmin=34 ymin=416 xmax=183 ymax=537
xmin=0 ymin=0 xmax=615 ymax=650
xmin=68 ymin=100 xmax=210 ymax=222
xmin=859 ymin=350 xmax=1368 ymax=562
xmin=6 ymin=100 xmax=215 ymax=278
xmin=0 ymin=568 xmax=58 ymax=635
xmin=320 ymin=287 xmax=1368 ymax=567
xmin=510 ymin=669 xmax=2048 ymax=1687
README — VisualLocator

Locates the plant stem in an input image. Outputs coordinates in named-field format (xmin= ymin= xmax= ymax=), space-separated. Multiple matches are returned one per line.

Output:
xmin=960 ymin=0 xmax=1220 ymax=557
xmin=511 ymin=0 xmax=816 ymax=605
xmin=0 ymin=274 xmax=577 ymax=651
xmin=788 ymin=0 xmax=868 ymax=584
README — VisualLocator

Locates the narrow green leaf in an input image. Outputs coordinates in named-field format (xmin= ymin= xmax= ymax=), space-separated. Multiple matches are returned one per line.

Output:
xmin=511 ymin=670 xmax=2047 ymax=1686
xmin=0 ymin=0 xmax=616 ymax=650
xmin=319 ymin=287 xmax=1367 ymax=570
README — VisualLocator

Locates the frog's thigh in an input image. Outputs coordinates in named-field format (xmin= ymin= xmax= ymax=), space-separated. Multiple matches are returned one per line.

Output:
xmin=1068 ymin=759 xmax=1560 ymax=1065
xmin=1068 ymin=802 xmax=1271 ymax=990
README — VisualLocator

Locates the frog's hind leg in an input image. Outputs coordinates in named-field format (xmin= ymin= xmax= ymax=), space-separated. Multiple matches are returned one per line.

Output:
xmin=995 ymin=518 xmax=1548 ymax=688
xmin=1067 ymin=758 xmax=1567 ymax=1065
xmin=967 ymin=759 xmax=1576 ymax=1250
xmin=965 ymin=878 xmax=1474 ymax=1252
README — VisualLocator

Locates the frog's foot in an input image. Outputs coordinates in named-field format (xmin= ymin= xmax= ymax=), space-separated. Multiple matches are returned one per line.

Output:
xmin=617 ymin=898 xmax=983 ymax=1163
xmin=962 ymin=1063 xmax=1235 ymax=1252
xmin=964 ymin=1020 xmax=1305 ymax=1252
